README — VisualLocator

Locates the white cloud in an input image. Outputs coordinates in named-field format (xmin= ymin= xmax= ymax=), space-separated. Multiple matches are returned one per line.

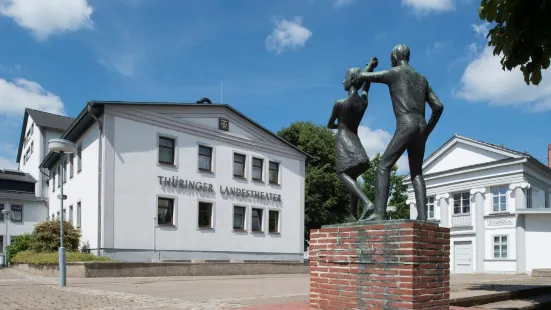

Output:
xmin=334 ymin=0 xmax=355 ymax=7
xmin=265 ymin=16 xmax=312 ymax=54
xmin=456 ymin=45 xmax=551 ymax=112
xmin=357 ymin=126 xmax=409 ymax=174
xmin=0 ymin=156 xmax=17 ymax=169
xmin=0 ymin=78 xmax=65 ymax=116
xmin=472 ymin=22 xmax=491 ymax=37
xmin=402 ymin=0 xmax=455 ymax=15
xmin=0 ymin=0 xmax=94 ymax=40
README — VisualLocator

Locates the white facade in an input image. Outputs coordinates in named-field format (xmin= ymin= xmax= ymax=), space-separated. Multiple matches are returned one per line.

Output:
xmin=0 ymin=199 xmax=48 ymax=251
xmin=406 ymin=135 xmax=551 ymax=274
xmin=42 ymin=102 xmax=307 ymax=262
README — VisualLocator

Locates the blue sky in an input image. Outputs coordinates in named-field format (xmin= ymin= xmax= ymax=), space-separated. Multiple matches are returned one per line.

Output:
xmin=1 ymin=0 xmax=550 ymax=173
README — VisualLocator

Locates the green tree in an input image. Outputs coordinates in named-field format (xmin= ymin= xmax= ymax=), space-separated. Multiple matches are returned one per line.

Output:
xmin=277 ymin=122 xmax=349 ymax=249
xmin=478 ymin=0 xmax=551 ymax=86
xmin=358 ymin=153 xmax=409 ymax=220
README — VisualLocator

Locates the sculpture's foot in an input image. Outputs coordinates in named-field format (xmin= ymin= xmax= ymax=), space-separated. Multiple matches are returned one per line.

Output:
xmin=361 ymin=212 xmax=384 ymax=221
xmin=358 ymin=202 xmax=375 ymax=220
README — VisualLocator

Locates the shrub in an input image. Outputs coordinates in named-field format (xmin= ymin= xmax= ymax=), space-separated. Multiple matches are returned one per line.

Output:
xmin=31 ymin=220 xmax=81 ymax=252
xmin=11 ymin=250 xmax=113 ymax=264
xmin=6 ymin=233 xmax=34 ymax=264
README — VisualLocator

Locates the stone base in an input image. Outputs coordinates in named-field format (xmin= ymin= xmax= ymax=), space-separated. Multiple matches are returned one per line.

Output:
xmin=309 ymin=219 xmax=451 ymax=310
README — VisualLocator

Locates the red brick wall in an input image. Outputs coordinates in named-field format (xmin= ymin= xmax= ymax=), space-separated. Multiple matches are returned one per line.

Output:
xmin=309 ymin=221 xmax=450 ymax=310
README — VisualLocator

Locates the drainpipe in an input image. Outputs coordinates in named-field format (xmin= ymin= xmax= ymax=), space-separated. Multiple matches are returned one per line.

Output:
xmin=88 ymin=105 xmax=103 ymax=257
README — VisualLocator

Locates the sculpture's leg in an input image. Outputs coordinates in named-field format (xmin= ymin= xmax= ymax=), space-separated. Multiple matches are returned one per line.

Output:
xmin=408 ymin=130 xmax=427 ymax=221
xmin=348 ymin=195 xmax=358 ymax=222
xmin=366 ymin=125 xmax=411 ymax=221
xmin=338 ymin=173 xmax=373 ymax=221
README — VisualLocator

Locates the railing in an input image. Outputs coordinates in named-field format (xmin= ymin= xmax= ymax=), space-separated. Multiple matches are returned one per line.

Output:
xmin=452 ymin=214 xmax=472 ymax=227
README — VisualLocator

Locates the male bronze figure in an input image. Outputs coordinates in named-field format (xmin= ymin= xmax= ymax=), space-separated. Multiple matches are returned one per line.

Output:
xmin=327 ymin=58 xmax=379 ymax=221
xmin=351 ymin=44 xmax=444 ymax=221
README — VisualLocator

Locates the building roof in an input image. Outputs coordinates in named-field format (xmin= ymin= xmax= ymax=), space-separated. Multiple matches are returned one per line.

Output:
xmin=40 ymin=101 xmax=312 ymax=169
xmin=16 ymin=108 xmax=75 ymax=163
xmin=0 ymin=169 xmax=36 ymax=183
xmin=0 ymin=190 xmax=42 ymax=202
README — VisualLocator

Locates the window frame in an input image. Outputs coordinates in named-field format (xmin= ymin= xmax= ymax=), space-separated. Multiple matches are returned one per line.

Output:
xmin=76 ymin=201 xmax=81 ymax=228
xmin=491 ymin=186 xmax=508 ymax=212
xmin=268 ymin=209 xmax=280 ymax=234
xmin=197 ymin=144 xmax=214 ymax=173
xmin=493 ymin=235 xmax=508 ymax=258
xmin=0 ymin=204 xmax=4 ymax=221
xmin=526 ymin=187 xmax=533 ymax=208
xmin=427 ymin=196 xmax=435 ymax=219
xmin=57 ymin=165 xmax=61 ymax=188
xmin=77 ymin=144 xmax=82 ymax=173
xmin=69 ymin=153 xmax=74 ymax=179
xmin=251 ymin=207 xmax=264 ymax=233
xmin=10 ymin=205 xmax=23 ymax=222
xmin=251 ymin=157 xmax=264 ymax=182
xmin=157 ymin=196 xmax=176 ymax=226
xmin=197 ymin=201 xmax=214 ymax=229
xmin=268 ymin=161 xmax=280 ymax=185
xmin=157 ymin=134 xmax=177 ymax=166
xmin=232 ymin=205 xmax=247 ymax=231
xmin=69 ymin=205 xmax=73 ymax=224
xmin=233 ymin=153 xmax=246 ymax=178
xmin=63 ymin=158 xmax=68 ymax=184
xmin=453 ymin=192 xmax=471 ymax=215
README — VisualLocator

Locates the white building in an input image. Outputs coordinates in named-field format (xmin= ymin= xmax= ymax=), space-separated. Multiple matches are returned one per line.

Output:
xmin=37 ymin=100 xmax=307 ymax=262
xmin=406 ymin=135 xmax=551 ymax=274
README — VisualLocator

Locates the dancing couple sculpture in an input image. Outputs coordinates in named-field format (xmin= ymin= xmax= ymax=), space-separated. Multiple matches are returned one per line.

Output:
xmin=327 ymin=44 xmax=444 ymax=222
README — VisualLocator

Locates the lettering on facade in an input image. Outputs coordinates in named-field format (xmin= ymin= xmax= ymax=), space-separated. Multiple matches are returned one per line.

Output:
xmin=219 ymin=185 xmax=282 ymax=202
xmin=219 ymin=117 xmax=229 ymax=131
xmin=158 ymin=176 xmax=215 ymax=193
xmin=487 ymin=218 xmax=513 ymax=226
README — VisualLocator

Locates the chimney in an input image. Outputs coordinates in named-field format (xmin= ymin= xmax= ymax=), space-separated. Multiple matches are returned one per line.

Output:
xmin=548 ymin=144 xmax=551 ymax=168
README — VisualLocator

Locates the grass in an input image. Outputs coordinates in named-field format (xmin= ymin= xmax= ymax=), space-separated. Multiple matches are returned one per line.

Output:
xmin=11 ymin=250 xmax=113 ymax=264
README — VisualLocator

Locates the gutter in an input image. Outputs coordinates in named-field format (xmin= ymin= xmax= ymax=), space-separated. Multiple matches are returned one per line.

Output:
xmin=88 ymin=104 xmax=103 ymax=257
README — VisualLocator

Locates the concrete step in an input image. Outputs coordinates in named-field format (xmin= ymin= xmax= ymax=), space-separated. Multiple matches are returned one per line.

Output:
xmin=477 ymin=293 xmax=551 ymax=309
xmin=451 ymin=286 xmax=551 ymax=308
xmin=532 ymin=269 xmax=551 ymax=277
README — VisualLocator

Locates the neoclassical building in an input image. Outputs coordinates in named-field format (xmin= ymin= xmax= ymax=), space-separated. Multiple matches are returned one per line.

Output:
xmin=406 ymin=135 xmax=551 ymax=274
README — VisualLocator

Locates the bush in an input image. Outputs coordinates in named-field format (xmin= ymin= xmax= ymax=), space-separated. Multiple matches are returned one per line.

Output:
xmin=11 ymin=250 xmax=113 ymax=264
xmin=31 ymin=220 xmax=81 ymax=252
xmin=6 ymin=233 xmax=34 ymax=264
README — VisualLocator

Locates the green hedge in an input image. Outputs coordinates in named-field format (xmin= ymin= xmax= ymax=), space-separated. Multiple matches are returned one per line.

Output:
xmin=11 ymin=250 xmax=113 ymax=264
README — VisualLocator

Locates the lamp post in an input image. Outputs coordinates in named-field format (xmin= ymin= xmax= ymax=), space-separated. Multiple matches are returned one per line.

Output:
xmin=1 ymin=209 xmax=9 ymax=267
xmin=48 ymin=138 xmax=75 ymax=287
xmin=386 ymin=206 xmax=397 ymax=220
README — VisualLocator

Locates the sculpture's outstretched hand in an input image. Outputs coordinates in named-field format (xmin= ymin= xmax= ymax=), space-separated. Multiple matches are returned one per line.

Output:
xmin=365 ymin=57 xmax=378 ymax=71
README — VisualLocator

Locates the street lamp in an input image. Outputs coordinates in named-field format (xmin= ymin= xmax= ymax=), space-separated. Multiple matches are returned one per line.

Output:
xmin=386 ymin=206 xmax=397 ymax=220
xmin=1 ymin=209 xmax=9 ymax=267
xmin=48 ymin=138 xmax=75 ymax=287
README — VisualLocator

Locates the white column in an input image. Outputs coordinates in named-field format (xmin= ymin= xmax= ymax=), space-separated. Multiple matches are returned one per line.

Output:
xmin=509 ymin=182 xmax=530 ymax=273
xmin=407 ymin=198 xmax=417 ymax=220
xmin=470 ymin=187 xmax=486 ymax=273
xmin=436 ymin=193 xmax=450 ymax=227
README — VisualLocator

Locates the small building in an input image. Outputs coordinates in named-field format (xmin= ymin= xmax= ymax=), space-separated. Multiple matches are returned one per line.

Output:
xmin=35 ymin=100 xmax=307 ymax=262
xmin=406 ymin=135 xmax=551 ymax=274
xmin=0 ymin=169 xmax=48 ymax=252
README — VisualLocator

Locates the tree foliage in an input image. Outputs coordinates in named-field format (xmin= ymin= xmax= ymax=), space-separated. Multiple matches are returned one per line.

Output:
xmin=277 ymin=122 xmax=349 ymax=249
xmin=358 ymin=153 xmax=409 ymax=220
xmin=6 ymin=233 xmax=34 ymax=264
xmin=478 ymin=0 xmax=551 ymax=85
xmin=31 ymin=220 xmax=81 ymax=252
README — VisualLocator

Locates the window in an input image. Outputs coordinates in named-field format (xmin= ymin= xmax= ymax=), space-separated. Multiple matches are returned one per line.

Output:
xmin=63 ymin=159 xmax=67 ymax=183
xmin=51 ymin=170 xmax=55 ymax=192
xmin=0 ymin=204 xmax=3 ymax=221
xmin=268 ymin=210 xmax=280 ymax=233
xmin=492 ymin=186 xmax=507 ymax=212
xmin=158 ymin=136 xmax=175 ymax=165
xmin=269 ymin=161 xmax=279 ymax=184
xmin=11 ymin=205 xmax=22 ymax=222
xmin=57 ymin=165 xmax=61 ymax=188
xmin=198 ymin=202 xmax=213 ymax=228
xmin=233 ymin=153 xmax=246 ymax=178
xmin=233 ymin=206 xmax=246 ymax=230
xmin=198 ymin=145 xmax=213 ymax=172
xmin=453 ymin=192 xmax=470 ymax=214
xmin=30 ymin=141 xmax=34 ymax=154
xmin=62 ymin=208 xmax=66 ymax=221
xmin=57 ymin=211 xmax=60 ymax=220
xmin=526 ymin=187 xmax=533 ymax=208
xmin=76 ymin=202 xmax=81 ymax=228
xmin=252 ymin=158 xmax=263 ymax=181
xmin=69 ymin=154 xmax=74 ymax=178
xmin=69 ymin=205 xmax=73 ymax=224
xmin=0 ymin=236 xmax=3 ymax=252
xmin=493 ymin=236 xmax=508 ymax=258
xmin=427 ymin=196 xmax=435 ymax=219
xmin=546 ymin=192 xmax=549 ymax=208
xmin=251 ymin=208 xmax=263 ymax=232
xmin=157 ymin=197 xmax=174 ymax=225
xmin=77 ymin=144 xmax=82 ymax=172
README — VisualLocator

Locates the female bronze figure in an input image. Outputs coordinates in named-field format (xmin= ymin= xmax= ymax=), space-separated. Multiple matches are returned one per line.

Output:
xmin=327 ymin=57 xmax=378 ymax=221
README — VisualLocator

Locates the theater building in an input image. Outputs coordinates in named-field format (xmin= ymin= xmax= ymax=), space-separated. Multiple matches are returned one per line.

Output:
xmin=406 ymin=135 xmax=551 ymax=274
xmin=37 ymin=100 xmax=307 ymax=262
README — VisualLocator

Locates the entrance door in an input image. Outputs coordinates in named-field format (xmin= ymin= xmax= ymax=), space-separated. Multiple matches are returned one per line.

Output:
xmin=454 ymin=241 xmax=473 ymax=273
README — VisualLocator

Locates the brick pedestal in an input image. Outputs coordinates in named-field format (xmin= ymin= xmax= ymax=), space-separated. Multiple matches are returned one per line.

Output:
xmin=309 ymin=220 xmax=450 ymax=310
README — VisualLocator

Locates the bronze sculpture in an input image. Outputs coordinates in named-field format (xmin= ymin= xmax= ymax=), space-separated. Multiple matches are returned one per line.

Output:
xmin=349 ymin=44 xmax=444 ymax=221
xmin=327 ymin=57 xmax=379 ymax=222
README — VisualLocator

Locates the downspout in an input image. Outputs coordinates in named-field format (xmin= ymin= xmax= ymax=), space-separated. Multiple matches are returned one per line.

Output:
xmin=88 ymin=105 xmax=103 ymax=257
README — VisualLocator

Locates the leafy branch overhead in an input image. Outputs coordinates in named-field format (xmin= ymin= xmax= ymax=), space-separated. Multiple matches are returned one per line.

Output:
xmin=478 ymin=0 xmax=551 ymax=85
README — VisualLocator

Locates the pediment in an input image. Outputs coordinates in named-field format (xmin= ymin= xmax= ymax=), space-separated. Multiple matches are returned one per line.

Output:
xmin=423 ymin=135 xmax=523 ymax=175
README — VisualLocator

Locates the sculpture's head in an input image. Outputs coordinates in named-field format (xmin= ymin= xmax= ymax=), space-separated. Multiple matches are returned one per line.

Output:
xmin=343 ymin=67 xmax=362 ymax=91
xmin=390 ymin=44 xmax=410 ymax=67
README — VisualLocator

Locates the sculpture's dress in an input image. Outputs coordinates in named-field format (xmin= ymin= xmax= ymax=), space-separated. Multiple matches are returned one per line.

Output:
xmin=334 ymin=92 xmax=370 ymax=179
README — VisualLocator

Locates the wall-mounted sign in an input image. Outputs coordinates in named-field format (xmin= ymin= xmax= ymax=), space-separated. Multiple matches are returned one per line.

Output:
xmin=220 ymin=185 xmax=282 ymax=202
xmin=219 ymin=117 xmax=229 ymax=131
xmin=487 ymin=218 xmax=513 ymax=226
xmin=158 ymin=176 xmax=215 ymax=193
